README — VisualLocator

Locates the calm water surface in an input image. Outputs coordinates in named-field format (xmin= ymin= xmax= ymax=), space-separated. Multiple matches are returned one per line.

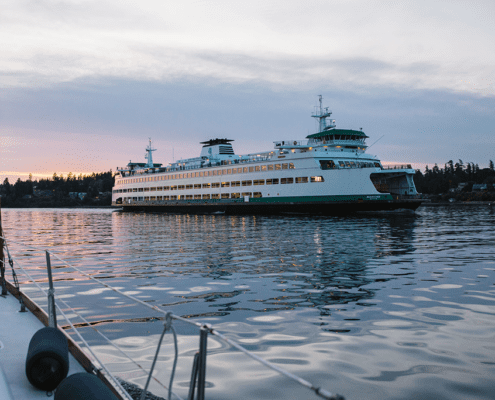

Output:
xmin=2 ymin=206 xmax=495 ymax=400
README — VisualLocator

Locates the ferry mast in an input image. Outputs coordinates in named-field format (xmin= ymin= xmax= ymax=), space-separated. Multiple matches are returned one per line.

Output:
xmin=311 ymin=95 xmax=336 ymax=133
xmin=145 ymin=138 xmax=156 ymax=168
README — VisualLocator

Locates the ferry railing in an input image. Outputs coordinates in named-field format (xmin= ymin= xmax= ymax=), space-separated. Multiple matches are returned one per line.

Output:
xmin=0 ymin=235 xmax=345 ymax=400
xmin=382 ymin=164 xmax=413 ymax=170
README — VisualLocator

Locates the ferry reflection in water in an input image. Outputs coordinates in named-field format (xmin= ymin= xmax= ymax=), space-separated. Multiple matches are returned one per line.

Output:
xmin=101 ymin=212 xmax=419 ymax=322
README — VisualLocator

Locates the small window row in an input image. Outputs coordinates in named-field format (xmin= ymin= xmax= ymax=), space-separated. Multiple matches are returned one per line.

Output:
xmin=122 ymin=192 xmax=263 ymax=201
xmin=113 ymin=176 xmax=324 ymax=193
xmin=116 ymin=163 xmax=296 ymax=185
xmin=320 ymin=160 xmax=381 ymax=170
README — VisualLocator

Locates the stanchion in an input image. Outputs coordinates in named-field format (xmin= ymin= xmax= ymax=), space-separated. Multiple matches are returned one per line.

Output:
xmin=196 ymin=325 xmax=208 ymax=400
xmin=0 ymin=196 xmax=7 ymax=296
xmin=45 ymin=251 xmax=57 ymax=328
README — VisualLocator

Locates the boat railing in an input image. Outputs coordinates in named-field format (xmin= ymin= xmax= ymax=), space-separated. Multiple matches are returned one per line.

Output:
xmin=0 ymin=235 xmax=345 ymax=400
xmin=382 ymin=164 xmax=413 ymax=170
xmin=274 ymin=140 xmax=309 ymax=148
xmin=119 ymin=155 xmax=275 ymax=177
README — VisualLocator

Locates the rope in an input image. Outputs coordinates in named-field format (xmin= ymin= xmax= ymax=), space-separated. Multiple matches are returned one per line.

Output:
xmin=3 ymin=243 xmax=133 ymax=400
xmin=2 ymin=236 xmax=344 ymax=400
xmin=140 ymin=312 xmax=182 ymax=400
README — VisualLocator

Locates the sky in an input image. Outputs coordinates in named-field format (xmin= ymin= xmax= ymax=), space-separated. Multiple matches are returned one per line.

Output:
xmin=1 ymin=0 xmax=495 ymax=182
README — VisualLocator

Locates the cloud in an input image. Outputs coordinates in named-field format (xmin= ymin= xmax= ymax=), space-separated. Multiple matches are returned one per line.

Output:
xmin=2 ymin=0 xmax=494 ymax=95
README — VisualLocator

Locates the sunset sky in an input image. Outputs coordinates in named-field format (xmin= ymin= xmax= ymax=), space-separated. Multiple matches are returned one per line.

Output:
xmin=1 ymin=0 xmax=494 ymax=182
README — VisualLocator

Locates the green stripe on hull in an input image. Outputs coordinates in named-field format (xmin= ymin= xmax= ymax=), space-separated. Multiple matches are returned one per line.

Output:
xmin=250 ymin=194 xmax=393 ymax=203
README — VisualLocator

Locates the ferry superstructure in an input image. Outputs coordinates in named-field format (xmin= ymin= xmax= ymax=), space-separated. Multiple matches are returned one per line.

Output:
xmin=111 ymin=97 xmax=421 ymax=214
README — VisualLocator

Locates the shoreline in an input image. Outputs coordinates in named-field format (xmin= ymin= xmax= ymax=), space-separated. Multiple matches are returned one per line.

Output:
xmin=421 ymin=201 xmax=493 ymax=206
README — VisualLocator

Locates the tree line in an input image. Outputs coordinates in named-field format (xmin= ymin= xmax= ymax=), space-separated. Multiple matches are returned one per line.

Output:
xmin=414 ymin=160 xmax=495 ymax=201
xmin=0 ymin=171 xmax=115 ymax=207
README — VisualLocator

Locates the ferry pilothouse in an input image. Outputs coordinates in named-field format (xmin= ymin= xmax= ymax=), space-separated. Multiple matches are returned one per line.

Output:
xmin=111 ymin=97 xmax=421 ymax=214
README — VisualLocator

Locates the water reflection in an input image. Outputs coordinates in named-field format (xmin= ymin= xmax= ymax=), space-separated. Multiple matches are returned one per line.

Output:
xmin=3 ymin=207 xmax=495 ymax=400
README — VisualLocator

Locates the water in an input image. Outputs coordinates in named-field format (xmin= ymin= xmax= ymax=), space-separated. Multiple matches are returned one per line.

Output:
xmin=2 ymin=206 xmax=495 ymax=400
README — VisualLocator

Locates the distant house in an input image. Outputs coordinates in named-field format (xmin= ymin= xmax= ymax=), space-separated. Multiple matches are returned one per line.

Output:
xmin=472 ymin=184 xmax=487 ymax=192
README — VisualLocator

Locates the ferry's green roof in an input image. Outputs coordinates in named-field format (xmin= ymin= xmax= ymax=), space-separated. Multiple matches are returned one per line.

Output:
xmin=306 ymin=129 xmax=368 ymax=139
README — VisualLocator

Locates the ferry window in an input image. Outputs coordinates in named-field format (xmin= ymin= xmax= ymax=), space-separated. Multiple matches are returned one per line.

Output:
xmin=255 ymin=166 xmax=260 ymax=172
xmin=194 ymin=194 xmax=201 ymax=199
xmin=281 ymin=177 xmax=293 ymax=184
xmin=311 ymin=176 xmax=325 ymax=182
xmin=241 ymin=192 xmax=252 ymax=198
xmin=261 ymin=165 xmax=267 ymax=171
xmin=242 ymin=180 xmax=252 ymax=186
xmin=282 ymin=163 xmax=288 ymax=170
xmin=227 ymin=169 xmax=232 ymax=174
xmin=295 ymin=177 xmax=308 ymax=183
xmin=249 ymin=167 xmax=254 ymax=172
xmin=194 ymin=184 xmax=201 ymax=189
xmin=339 ymin=161 xmax=345 ymax=167
xmin=211 ymin=182 xmax=220 ymax=188
xmin=221 ymin=182 xmax=230 ymax=187
xmin=243 ymin=167 xmax=248 ymax=173
xmin=222 ymin=169 xmax=228 ymax=175
xmin=163 ymin=186 xmax=170 ymax=191
xmin=289 ymin=163 xmax=295 ymax=169
xmin=267 ymin=164 xmax=274 ymax=171
xmin=374 ymin=162 xmax=382 ymax=169
xmin=237 ymin=167 xmax=243 ymax=173
xmin=253 ymin=179 xmax=265 ymax=185
xmin=231 ymin=168 xmax=237 ymax=174
xmin=171 ymin=185 xmax=177 ymax=190
xmin=202 ymin=194 xmax=210 ymax=199
xmin=212 ymin=170 xmax=217 ymax=176
xmin=345 ymin=161 xmax=351 ymax=167
xmin=186 ymin=184 xmax=193 ymax=189
xmin=221 ymin=193 xmax=229 ymax=199
xmin=144 ymin=196 xmax=149 ymax=200
xmin=170 ymin=195 xmax=177 ymax=200
xmin=231 ymin=181 xmax=240 ymax=187
xmin=179 ymin=174 xmax=183 ymax=179
xmin=138 ymin=188 xmax=144 ymax=192
xmin=199 ymin=172 xmax=204 ymax=177
xmin=203 ymin=183 xmax=211 ymax=189
xmin=253 ymin=192 xmax=262 ymax=198
xmin=150 ymin=196 xmax=156 ymax=200
xmin=186 ymin=195 xmax=193 ymax=199
xmin=144 ymin=188 xmax=150 ymax=192
xmin=320 ymin=160 xmax=336 ymax=170
xmin=157 ymin=196 xmax=162 ymax=200
xmin=231 ymin=193 xmax=240 ymax=199
xmin=350 ymin=161 xmax=356 ymax=168
xmin=150 ymin=187 xmax=156 ymax=191
xmin=266 ymin=178 xmax=279 ymax=185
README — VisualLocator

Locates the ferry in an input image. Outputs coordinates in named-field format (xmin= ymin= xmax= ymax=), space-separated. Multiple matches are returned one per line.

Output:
xmin=111 ymin=97 xmax=421 ymax=214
